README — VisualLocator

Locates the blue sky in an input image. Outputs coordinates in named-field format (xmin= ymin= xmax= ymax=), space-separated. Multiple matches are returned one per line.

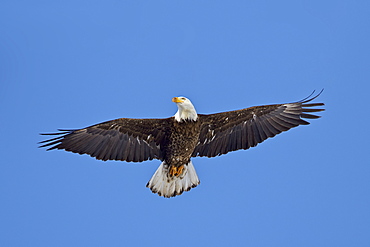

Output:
xmin=1 ymin=1 xmax=369 ymax=246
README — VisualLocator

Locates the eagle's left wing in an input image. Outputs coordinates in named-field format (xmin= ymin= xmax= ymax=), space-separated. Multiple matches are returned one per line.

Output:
xmin=192 ymin=92 xmax=324 ymax=158
xmin=39 ymin=118 xmax=172 ymax=162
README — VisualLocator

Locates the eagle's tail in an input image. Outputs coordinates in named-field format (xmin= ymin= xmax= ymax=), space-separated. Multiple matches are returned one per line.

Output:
xmin=146 ymin=161 xmax=200 ymax=198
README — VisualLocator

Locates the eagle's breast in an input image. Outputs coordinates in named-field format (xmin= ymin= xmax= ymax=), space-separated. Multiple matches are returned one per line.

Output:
xmin=163 ymin=119 xmax=201 ymax=166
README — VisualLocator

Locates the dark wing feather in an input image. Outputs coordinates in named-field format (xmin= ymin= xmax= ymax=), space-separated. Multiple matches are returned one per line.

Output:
xmin=39 ymin=118 xmax=172 ymax=162
xmin=193 ymin=91 xmax=324 ymax=158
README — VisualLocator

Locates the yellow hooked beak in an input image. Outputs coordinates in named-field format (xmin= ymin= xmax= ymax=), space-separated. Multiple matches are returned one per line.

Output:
xmin=172 ymin=97 xmax=184 ymax=103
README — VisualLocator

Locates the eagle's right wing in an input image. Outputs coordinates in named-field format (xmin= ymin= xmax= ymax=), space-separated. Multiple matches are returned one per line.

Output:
xmin=193 ymin=92 xmax=324 ymax=158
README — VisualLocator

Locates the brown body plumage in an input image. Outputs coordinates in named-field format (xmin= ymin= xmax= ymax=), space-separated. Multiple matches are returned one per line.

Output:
xmin=164 ymin=119 xmax=201 ymax=176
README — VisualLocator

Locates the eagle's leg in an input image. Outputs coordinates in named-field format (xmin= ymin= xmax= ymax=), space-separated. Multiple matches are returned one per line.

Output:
xmin=169 ymin=165 xmax=185 ymax=177
xmin=176 ymin=165 xmax=184 ymax=177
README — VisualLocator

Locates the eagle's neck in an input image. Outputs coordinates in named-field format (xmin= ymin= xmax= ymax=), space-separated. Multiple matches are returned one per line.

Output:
xmin=174 ymin=104 xmax=198 ymax=122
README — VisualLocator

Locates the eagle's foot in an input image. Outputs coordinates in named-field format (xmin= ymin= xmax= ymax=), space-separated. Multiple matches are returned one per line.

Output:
xmin=169 ymin=165 xmax=185 ymax=177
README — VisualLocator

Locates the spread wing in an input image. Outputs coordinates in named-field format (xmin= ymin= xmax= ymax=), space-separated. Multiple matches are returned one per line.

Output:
xmin=39 ymin=118 xmax=172 ymax=162
xmin=193 ymin=91 xmax=324 ymax=158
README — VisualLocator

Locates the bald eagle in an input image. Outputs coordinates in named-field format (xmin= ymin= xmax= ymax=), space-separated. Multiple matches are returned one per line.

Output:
xmin=40 ymin=91 xmax=324 ymax=198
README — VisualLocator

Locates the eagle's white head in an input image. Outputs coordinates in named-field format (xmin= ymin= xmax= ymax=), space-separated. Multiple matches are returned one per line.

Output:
xmin=172 ymin=96 xmax=198 ymax=122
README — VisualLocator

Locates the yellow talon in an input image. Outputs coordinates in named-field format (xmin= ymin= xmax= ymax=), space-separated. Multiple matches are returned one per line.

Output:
xmin=169 ymin=165 xmax=185 ymax=177
xmin=177 ymin=165 xmax=184 ymax=176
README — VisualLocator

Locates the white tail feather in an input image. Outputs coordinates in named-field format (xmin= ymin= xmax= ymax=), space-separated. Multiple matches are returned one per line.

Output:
xmin=146 ymin=161 xmax=200 ymax=198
